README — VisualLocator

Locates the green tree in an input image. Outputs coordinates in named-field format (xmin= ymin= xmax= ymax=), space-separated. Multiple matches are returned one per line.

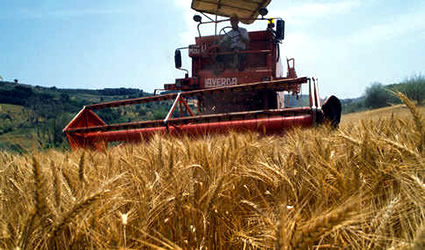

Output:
xmin=364 ymin=82 xmax=391 ymax=109
xmin=392 ymin=75 xmax=425 ymax=104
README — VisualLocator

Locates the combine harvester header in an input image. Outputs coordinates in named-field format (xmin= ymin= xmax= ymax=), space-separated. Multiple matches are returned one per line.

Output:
xmin=64 ymin=0 xmax=341 ymax=150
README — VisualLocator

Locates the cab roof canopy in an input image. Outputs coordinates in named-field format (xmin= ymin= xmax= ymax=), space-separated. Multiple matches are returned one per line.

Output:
xmin=191 ymin=0 xmax=271 ymax=24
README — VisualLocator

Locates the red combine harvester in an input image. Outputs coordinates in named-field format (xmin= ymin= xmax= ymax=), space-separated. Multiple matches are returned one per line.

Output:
xmin=64 ymin=0 xmax=341 ymax=150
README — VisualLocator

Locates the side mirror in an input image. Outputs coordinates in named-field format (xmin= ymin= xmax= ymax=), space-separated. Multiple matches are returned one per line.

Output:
xmin=193 ymin=15 xmax=202 ymax=23
xmin=174 ymin=49 xmax=182 ymax=69
xmin=276 ymin=20 xmax=285 ymax=40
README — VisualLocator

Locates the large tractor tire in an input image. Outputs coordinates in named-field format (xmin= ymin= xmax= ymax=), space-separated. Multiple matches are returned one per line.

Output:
xmin=321 ymin=95 xmax=342 ymax=128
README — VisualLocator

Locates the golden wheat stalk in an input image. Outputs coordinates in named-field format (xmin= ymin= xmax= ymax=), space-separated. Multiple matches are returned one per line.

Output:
xmin=3 ymin=105 xmax=425 ymax=249
xmin=78 ymin=151 xmax=86 ymax=183
xmin=61 ymin=168 xmax=76 ymax=198
xmin=32 ymin=157 xmax=48 ymax=217
xmin=291 ymin=203 xmax=355 ymax=249
xmin=412 ymin=222 xmax=425 ymax=250
xmin=48 ymin=172 xmax=124 ymax=247
xmin=50 ymin=161 xmax=61 ymax=209
xmin=379 ymin=138 xmax=421 ymax=161
xmin=396 ymin=91 xmax=425 ymax=152
xmin=18 ymin=209 xmax=36 ymax=250
xmin=48 ymin=189 xmax=107 ymax=248
xmin=338 ymin=133 xmax=361 ymax=146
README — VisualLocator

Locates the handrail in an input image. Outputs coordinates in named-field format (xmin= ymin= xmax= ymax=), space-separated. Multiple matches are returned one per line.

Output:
xmin=211 ymin=49 xmax=272 ymax=56
xmin=308 ymin=78 xmax=313 ymax=108
xmin=85 ymin=77 xmax=308 ymax=110
xmin=313 ymin=78 xmax=321 ymax=108
xmin=164 ymin=92 xmax=181 ymax=126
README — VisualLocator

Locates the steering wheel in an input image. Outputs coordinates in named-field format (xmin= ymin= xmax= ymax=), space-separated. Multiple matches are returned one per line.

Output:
xmin=219 ymin=26 xmax=232 ymax=36
xmin=203 ymin=27 xmax=233 ymax=56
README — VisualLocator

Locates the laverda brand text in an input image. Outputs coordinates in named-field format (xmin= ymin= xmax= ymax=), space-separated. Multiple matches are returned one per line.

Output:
xmin=205 ymin=77 xmax=238 ymax=88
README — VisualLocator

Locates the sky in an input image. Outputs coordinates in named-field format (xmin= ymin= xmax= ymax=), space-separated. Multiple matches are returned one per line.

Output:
xmin=0 ymin=0 xmax=424 ymax=99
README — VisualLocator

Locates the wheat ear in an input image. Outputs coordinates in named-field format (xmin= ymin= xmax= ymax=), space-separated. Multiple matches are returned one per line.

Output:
xmin=380 ymin=138 xmax=421 ymax=160
xmin=50 ymin=161 xmax=61 ymax=208
xmin=18 ymin=209 xmax=36 ymax=250
xmin=78 ymin=151 xmax=86 ymax=183
xmin=32 ymin=157 xmax=47 ymax=217
xmin=204 ymin=174 xmax=226 ymax=216
xmin=291 ymin=204 xmax=354 ymax=249
xmin=397 ymin=91 xmax=425 ymax=152
xmin=412 ymin=223 xmax=425 ymax=250
xmin=48 ymin=189 xmax=108 ymax=248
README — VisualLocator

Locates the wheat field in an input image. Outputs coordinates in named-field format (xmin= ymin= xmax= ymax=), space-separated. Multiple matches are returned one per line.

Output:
xmin=1 ymin=94 xmax=425 ymax=249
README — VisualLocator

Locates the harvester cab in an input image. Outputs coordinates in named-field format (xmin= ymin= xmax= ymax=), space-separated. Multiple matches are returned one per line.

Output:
xmin=63 ymin=0 xmax=342 ymax=150
xmin=162 ymin=8 xmax=297 ymax=114
xmin=167 ymin=14 xmax=288 ymax=90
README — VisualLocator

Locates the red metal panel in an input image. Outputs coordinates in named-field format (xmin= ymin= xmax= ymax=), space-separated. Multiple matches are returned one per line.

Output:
xmin=63 ymin=108 xmax=106 ymax=130
xmin=71 ymin=115 xmax=313 ymax=148
xmin=191 ymin=31 xmax=276 ymax=89
xmin=63 ymin=108 xmax=107 ymax=150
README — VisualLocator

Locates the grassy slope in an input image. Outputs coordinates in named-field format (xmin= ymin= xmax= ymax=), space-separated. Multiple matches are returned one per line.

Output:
xmin=1 ymin=99 xmax=425 ymax=249
xmin=0 ymin=82 xmax=148 ymax=151
xmin=0 ymin=104 xmax=34 ymax=150
xmin=341 ymin=104 xmax=425 ymax=124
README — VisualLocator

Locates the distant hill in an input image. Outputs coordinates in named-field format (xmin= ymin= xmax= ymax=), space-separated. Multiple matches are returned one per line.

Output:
xmin=341 ymin=75 xmax=425 ymax=114
xmin=0 ymin=81 xmax=151 ymax=152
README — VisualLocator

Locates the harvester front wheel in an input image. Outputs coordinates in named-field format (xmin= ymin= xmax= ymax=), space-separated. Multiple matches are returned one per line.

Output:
xmin=321 ymin=95 xmax=342 ymax=128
